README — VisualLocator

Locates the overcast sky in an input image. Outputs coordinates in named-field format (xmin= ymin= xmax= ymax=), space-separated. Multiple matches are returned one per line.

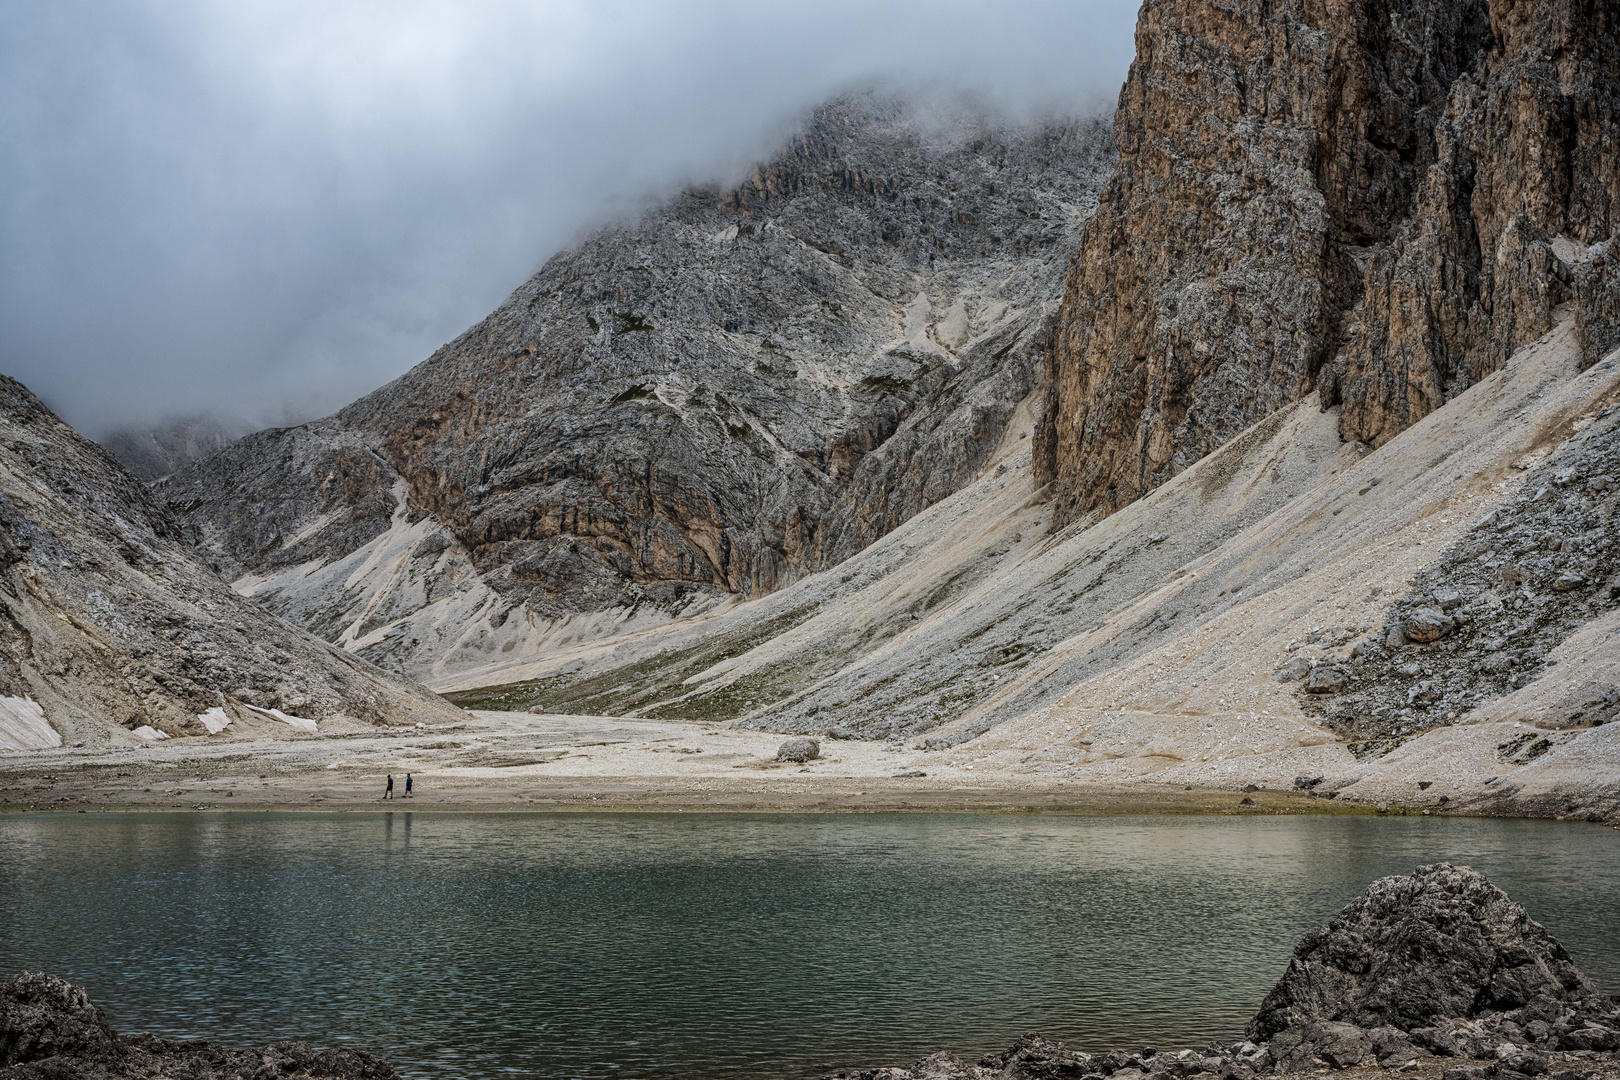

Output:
xmin=1 ymin=1 xmax=1139 ymax=437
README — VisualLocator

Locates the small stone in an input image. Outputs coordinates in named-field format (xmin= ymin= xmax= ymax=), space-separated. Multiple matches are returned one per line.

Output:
xmin=1272 ymin=657 xmax=1312 ymax=683
xmin=1432 ymin=588 xmax=1463 ymax=611
xmin=1404 ymin=608 xmax=1455 ymax=643
xmin=1304 ymin=665 xmax=1346 ymax=694
xmin=1240 ymin=797 xmax=1255 ymax=805
xmin=1552 ymin=571 xmax=1584 ymax=592
xmin=1294 ymin=774 xmax=1325 ymax=790
xmin=527 ymin=705 xmax=546 ymax=714
xmin=776 ymin=737 xmax=821 ymax=763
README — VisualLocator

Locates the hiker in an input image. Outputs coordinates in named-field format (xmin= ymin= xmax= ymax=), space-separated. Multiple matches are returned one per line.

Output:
xmin=384 ymin=773 xmax=394 ymax=800
xmin=404 ymin=772 xmax=413 ymax=799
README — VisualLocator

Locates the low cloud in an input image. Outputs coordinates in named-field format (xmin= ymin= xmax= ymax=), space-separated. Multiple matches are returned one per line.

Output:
xmin=0 ymin=0 xmax=1138 ymax=436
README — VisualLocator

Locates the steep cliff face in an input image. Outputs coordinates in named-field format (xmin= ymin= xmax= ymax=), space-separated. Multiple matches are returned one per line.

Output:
xmin=160 ymin=93 xmax=1114 ymax=678
xmin=0 ymin=375 xmax=458 ymax=750
xmin=1041 ymin=0 xmax=1619 ymax=526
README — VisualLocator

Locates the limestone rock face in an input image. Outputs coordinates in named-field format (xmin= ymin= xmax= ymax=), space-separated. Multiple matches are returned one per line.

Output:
xmin=1250 ymin=863 xmax=1603 ymax=1039
xmin=0 ymin=375 xmax=459 ymax=748
xmin=160 ymin=92 xmax=1114 ymax=678
xmin=1041 ymin=0 xmax=1620 ymax=526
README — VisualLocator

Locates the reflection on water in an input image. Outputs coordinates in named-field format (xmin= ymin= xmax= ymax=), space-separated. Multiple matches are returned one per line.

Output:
xmin=1 ymin=813 xmax=1616 ymax=1080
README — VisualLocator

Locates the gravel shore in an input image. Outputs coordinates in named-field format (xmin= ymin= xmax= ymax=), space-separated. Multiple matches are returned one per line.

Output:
xmin=0 ymin=708 xmax=1358 ymax=815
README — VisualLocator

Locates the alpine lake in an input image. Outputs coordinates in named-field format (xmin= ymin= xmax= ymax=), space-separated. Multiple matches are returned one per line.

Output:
xmin=2 ymin=812 xmax=1617 ymax=1080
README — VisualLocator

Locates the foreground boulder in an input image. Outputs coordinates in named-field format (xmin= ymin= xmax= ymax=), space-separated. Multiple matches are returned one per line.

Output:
xmin=1251 ymin=863 xmax=1604 ymax=1039
xmin=830 ymin=864 xmax=1620 ymax=1080
xmin=0 ymin=973 xmax=398 ymax=1080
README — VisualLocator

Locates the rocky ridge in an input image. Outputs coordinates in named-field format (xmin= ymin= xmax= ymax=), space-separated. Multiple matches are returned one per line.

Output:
xmin=98 ymin=415 xmax=258 ymax=482
xmin=0 ymin=375 xmax=458 ymax=750
xmin=1040 ymin=0 xmax=1620 ymax=527
xmin=157 ymin=92 xmax=1114 ymax=680
xmin=0 ymin=973 xmax=397 ymax=1080
xmin=829 ymin=865 xmax=1620 ymax=1080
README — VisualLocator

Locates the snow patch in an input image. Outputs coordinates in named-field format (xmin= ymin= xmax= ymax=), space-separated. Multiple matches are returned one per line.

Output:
xmin=198 ymin=707 xmax=232 ymax=734
xmin=131 ymin=725 xmax=170 ymax=741
xmin=0 ymin=696 xmax=58 ymax=751
xmin=246 ymin=705 xmax=318 ymax=733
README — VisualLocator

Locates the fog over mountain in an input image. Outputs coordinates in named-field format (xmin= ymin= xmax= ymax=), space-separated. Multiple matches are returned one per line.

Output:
xmin=0 ymin=0 xmax=1138 ymax=438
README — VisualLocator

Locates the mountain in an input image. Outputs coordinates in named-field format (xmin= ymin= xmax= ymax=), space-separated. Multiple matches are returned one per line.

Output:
xmin=0 ymin=375 xmax=459 ymax=751
xmin=431 ymin=0 xmax=1620 ymax=815
xmin=443 ymin=279 xmax=1620 ymax=817
xmin=98 ymin=414 xmax=259 ymax=482
xmin=118 ymin=4 xmax=1619 ymax=812
xmin=157 ymin=92 xmax=1115 ymax=680
xmin=1038 ymin=0 xmax=1620 ymax=526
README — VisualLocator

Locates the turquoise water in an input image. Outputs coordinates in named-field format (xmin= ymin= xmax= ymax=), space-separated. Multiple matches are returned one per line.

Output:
xmin=1 ymin=813 xmax=1616 ymax=1080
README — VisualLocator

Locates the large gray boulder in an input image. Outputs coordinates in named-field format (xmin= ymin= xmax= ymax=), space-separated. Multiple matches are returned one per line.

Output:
xmin=0 ymin=974 xmax=117 ymax=1067
xmin=0 ymin=972 xmax=399 ymax=1080
xmin=777 ymin=737 xmax=821 ymax=763
xmin=1250 ymin=863 xmax=1603 ymax=1040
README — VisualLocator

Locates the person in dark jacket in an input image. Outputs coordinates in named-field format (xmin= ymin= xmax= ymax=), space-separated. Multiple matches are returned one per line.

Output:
xmin=383 ymin=774 xmax=394 ymax=800
xmin=404 ymin=773 xmax=413 ymax=799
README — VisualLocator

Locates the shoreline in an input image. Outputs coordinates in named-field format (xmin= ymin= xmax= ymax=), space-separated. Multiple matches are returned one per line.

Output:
xmin=3 ymin=709 xmax=1614 ymax=823
xmin=0 ymin=776 xmax=1577 ymax=821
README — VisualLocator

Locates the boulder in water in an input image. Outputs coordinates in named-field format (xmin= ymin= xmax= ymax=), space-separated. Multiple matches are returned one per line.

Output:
xmin=1250 ymin=863 xmax=1604 ymax=1040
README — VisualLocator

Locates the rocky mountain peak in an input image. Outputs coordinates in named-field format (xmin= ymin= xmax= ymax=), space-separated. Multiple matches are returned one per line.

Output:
xmin=158 ymin=90 xmax=1115 ymax=679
